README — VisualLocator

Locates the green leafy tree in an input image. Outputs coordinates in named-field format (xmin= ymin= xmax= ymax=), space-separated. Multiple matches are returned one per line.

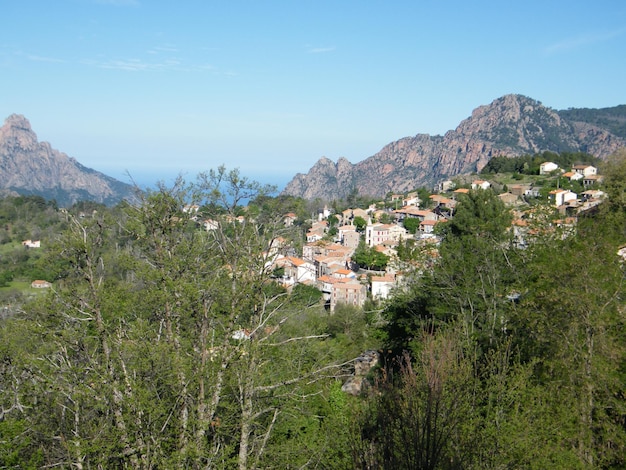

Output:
xmin=376 ymin=211 xmax=394 ymax=224
xmin=601 ymin=148 xmax=626 ymax=210
xmin=290 ymin=283 xmax=323 ymax=307
xmin=353 ymin=215 xmax=367 ymax=232
xmin=402 ymin=217 xmax=420 ymax=234
xmin=390 ymin=189 xmax=519 ymax=352
xmin=354 ymin=333 xmax=477 ymax=469
xmin=352 ymin=241 xmax=389 ymax=271
xmin=0 ymin=168 xmax=356 ymax=469
xmin=0 ymin=270 xmax=13 ymax=287
xmin=509 ymin=218 xmax=626 ymax=466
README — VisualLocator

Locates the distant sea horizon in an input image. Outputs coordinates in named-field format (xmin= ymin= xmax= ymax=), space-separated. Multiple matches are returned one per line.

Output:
xmin=105 ymin=167 xmax=291 ymax=196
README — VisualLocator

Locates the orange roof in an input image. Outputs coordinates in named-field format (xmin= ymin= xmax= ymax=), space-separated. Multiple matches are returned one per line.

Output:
xmin=395 ymin=207 xmax=434 ymax=217
xmin=335 ymin=268 xmax=353 ymax=275
xmin=287 ymin=256 xmax=307 ymax=266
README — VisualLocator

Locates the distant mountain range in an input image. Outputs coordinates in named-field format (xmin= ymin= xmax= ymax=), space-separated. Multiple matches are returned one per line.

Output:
xmin=0 ymin=114 xmax=136 ymax=207
xmin=2 ymin=95 xmax=625 ymax=206
xmin=282 ymin=94 xmax=626 ymax=201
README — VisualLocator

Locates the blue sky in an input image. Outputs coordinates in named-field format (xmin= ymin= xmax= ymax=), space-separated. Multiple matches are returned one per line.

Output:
xmin=1 ymin=1 xmax=625 ymax=189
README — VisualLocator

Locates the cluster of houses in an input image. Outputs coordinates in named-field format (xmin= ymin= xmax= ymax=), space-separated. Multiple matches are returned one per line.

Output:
xmin=262 ymin=161 xmax=608 ymax=312
xmin=544 ymin=163 xmax=605 ymax=212
xmin=269 ymin=194 xmax=452 ymax=312
xmin=462 ymin=163 xmax=605 ymax=214
xmin=14 ymin=159 xmax=611 ymax=307
xmin=273 ymin=231 xmax=376 ymax=312
xmin=178 ymin=160 xmax=607 ymax=313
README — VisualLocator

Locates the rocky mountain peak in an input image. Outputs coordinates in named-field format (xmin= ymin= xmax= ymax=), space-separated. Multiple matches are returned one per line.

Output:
xmin=282 ymin=94 xmax=626 ymax=201
xmin=0 ymin=114 xmax=39 ymax=152
xmin=4 ymin=113 xmax=32 ymax=128
xmin=0 ymin=114 xmax=135 ymax=206
xmin=451 ymin=94 xmax=578 ymax=155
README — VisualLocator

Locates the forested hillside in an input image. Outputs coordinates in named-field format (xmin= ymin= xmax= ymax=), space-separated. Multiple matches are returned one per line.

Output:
xmin=558 ymin=105 xmax=626 ymax=139
xmin=1 ymin=153 xmax=626 ymax=468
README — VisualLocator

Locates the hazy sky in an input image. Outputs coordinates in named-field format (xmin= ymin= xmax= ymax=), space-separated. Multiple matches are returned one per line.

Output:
xmin=2 ymin=1 xmax=625 ymax=189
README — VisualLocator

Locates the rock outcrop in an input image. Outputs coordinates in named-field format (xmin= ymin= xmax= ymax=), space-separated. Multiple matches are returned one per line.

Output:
xmin=0 ymin=114 xmax=136 ymax=207
xmin=282 ymin=95 xmax=626 ymax=201
xmin=342 ymin=350 xmax=380 ymax=396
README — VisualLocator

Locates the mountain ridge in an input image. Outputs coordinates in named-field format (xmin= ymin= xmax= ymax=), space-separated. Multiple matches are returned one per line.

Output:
xmin=0 ymin=114 xmax=136 ymax=207
xmin=282 ymin=94 xmax=626 ymax=201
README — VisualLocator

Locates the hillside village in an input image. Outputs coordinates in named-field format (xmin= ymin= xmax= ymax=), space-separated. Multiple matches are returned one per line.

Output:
xmin=15 ymin=159 xmax=608 ymax=312
xmin=2 ymin=156 xmax=625 ymax=468
xmin=191 ymin=160 xmax=608 ymax=313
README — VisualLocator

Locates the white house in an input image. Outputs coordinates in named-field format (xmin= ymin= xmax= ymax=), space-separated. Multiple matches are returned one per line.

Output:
xmin=549 ymin=189 xmax=577 ymax=207
xmin=31 ymin=280 xmax=51 ymax=288
xmin=471 ymin=180 xmax=491 ymax=190
xmin=572 ymin=165 xmax=597 ymax=177
xmin=275 ymin=256 xmax=316 ymax=285
xmin=403 ymin=192 xmax=420 ymax=207
xmin=540 ymin=162 xmax=559 ymax=175
xmin=306 ymin=231 xmax=324 ymax=243
xmin=182 ymin=204 xmax=199 ymax=214
xmin=371 ymin=275 xmax=396 ymax=300
xmin=203 ymin=219 xmax=219 ymax=231
xmin=419 ymin=219 xmax=440 ymax=234
xmin=318 ymin=205 xmax=331 ymax=221
xmin=332 ymin=268 xmax=357 ymax=279
xmin=562 ymin=171 xmax=583 ymax=182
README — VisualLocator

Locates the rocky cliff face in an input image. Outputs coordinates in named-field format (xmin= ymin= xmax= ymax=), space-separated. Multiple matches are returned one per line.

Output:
xmin=0 ymin=114 xmax=136 ymax=206
xmin=282 ymin=95 xmax=626 ymax=201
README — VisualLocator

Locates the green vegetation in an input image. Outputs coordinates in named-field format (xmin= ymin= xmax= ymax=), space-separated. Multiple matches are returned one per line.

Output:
xmin=352 ymin=215 xmax=367 ymax=231
xmin=370 ymin=151 xmax=626 ymax=468
xmin=402 ymin=216 xmax=420 ymax=234
xmin=558 ymin=105 xmax=626 ymax=139
xmin=0 ymin=196 xmax=68 ymax=295
xmin=352 ymin=240 xmax=390 ymax=271
xmin=0 ymin=152 xmax=625 ymax=468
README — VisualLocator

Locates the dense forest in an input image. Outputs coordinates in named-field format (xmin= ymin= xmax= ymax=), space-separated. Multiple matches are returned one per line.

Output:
xmin=1 ymin=153 xmax=626 ymax=468
xmin=558 ymin=105 xmax=626 ymax=139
